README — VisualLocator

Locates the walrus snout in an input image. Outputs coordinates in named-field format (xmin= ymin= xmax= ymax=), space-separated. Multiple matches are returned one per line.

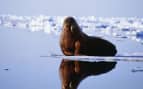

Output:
xmin=63 ymin=17 xmax=81 ymax=33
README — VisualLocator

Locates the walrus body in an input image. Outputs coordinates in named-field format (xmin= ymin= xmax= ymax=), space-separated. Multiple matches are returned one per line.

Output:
xmin=60 ymin=17 xmax=117 ymax=56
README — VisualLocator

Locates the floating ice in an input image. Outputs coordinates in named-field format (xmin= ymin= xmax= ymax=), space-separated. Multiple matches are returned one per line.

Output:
xmin=0 ymin=15 xmax=143 ymax=44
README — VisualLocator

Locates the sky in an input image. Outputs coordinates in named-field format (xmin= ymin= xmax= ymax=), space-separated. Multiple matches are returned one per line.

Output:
xmin=0 ymin=0 xmax=143 ymax=17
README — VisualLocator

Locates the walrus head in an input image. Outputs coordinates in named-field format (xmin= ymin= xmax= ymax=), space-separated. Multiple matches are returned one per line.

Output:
xmin=62 ymin=17 xmax=81 ymax=35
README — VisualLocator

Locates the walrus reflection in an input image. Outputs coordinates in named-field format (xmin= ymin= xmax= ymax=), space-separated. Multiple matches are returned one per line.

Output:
xmin=60 ymin=17 xmax=117 ymax=56
xmin=59 ymin=59 xmax=117 ymax=89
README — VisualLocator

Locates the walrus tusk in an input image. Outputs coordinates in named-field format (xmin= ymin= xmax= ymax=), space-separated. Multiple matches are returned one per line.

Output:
xmin=70 ymin=26 xmax=73 ymax=33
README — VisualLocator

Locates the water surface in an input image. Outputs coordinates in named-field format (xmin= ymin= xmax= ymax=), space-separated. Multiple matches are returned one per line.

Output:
xmin=0 ymin=16 xmax=143 ymax=89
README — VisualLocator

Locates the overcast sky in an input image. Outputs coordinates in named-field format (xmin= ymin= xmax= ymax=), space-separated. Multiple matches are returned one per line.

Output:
xmin=0 ymin=0 xmax=142 ymax=17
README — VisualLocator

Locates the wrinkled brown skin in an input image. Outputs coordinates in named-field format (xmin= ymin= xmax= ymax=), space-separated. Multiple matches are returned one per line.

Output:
xmin=60 ymin=17 xmax=117 ymax=56
xmin=59 ymin=59 xmax=117 ymax=89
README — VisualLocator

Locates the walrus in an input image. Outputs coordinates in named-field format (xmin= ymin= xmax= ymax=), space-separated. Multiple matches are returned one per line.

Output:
xmin=60 ymin=17 xmax=117 ymax=56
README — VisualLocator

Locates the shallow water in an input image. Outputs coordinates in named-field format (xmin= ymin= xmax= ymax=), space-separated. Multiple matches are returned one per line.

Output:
xmin=0 ymin=55 xmax=143 ymax=89
xmin=0 ymin=16 xmax=143 ymax=89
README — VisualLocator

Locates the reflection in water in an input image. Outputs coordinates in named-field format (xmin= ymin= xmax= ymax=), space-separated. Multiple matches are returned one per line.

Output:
xmin=59 ymin=59 xmax=117 ymax=89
